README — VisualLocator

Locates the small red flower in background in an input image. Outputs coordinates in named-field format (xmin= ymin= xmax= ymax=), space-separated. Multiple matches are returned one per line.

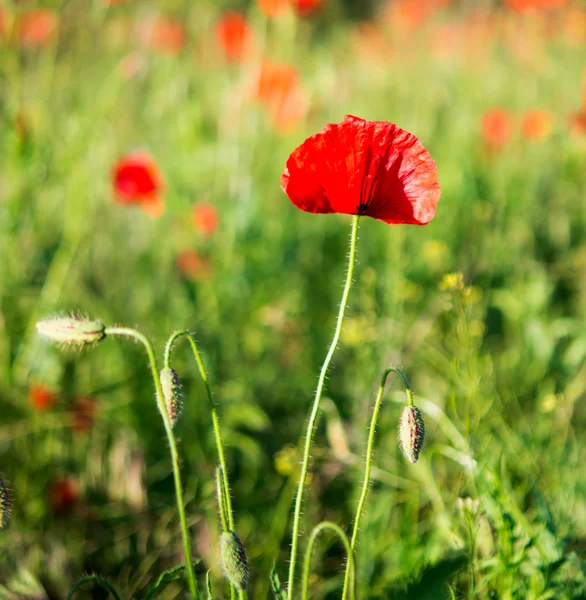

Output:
xmin=193 ymin=203 xmax=218 ymax=238
xmin=521 ymin=108 xmax=553 ymax=140
xmin=291 ymin=0 xmax=323 ymax=17
xmin=29 ymin=383 xmax=58 ymax=411
xmin=255 ymin=62 xmax=308 ymax=132
xmin=281 ymin=115 xmax=440 ymax=225
xmin=112 ymin=152 xmax=164 ymax=217
xmin=19 ymin=9 xmax=57 ymax=48
xmin=505 ymin=0 xmax=566 ymax=13
xmin=70 ymin=396 xmax=99 ymax=434
xmin=256 ymin=0 xmax=290 ymax=17
xmin=482 ymin=108 xmax=513 ymax=150
xmin=49 ymin=477 xmax=79 ymax=516
xmin=569 ymin=111 xmax=586 ymax=136
xmin=215 ymin=12 xmax=253 ymax=62
xmin=140 ymin=16 xmax=185 ymax=55
xmin=176 ymin=249 xmax=213 ymax=280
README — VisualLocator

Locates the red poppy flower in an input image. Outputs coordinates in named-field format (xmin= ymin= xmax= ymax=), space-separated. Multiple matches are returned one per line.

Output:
xmin=291 ymin=0 xmax=323 ymax=17
xmin=19 ymin=9 xmax=57 ymax=48
xmin=70 ymin=396 xmax=99 ymax=434
xmin=281 ymin=115 xmax=440 ymax=225
xmin=140 ymin=16 xmax=185 ymax=55
xmin=521 ymin=108 xmax=553 ymax=140
xmin=215 ymin=12 xmax=253 ymax=62
xmin=482 ymin=109 xmax=513 ymax=150
xmin=505 ymin=0 xmax=566 ymax=12
xmin=176 ymin=249 xmax=213 ymax=280
xmin=112 ymin=152 xmax=164 ymax=217
xmin=193 ymin=202 xmax=218 ymax=238
xmin=49 ymin=477 xmax=79 ymax=516
xmin=256 ymin=0 xmax=290 ymax=17
xmin=29 ymin=383 xmax=58 ymax=411
xmin=569 ymin=111 xmax=586 ymax=136
xmin=254 ymin=62 xmax=308 ymax=132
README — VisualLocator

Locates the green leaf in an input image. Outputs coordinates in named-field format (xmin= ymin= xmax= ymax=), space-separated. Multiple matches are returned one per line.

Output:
xmin=270 ymin=565 xmax=287 ymax=600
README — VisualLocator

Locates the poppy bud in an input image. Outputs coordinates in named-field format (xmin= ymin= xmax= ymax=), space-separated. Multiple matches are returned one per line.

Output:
xmin=160 ymin=367 xmax=182 ymax=427
xmin=0 ymin=476 xmax=12 ymax=529
xmin=36 ymin=316 xmax=106 ymax=347
xmin=398 ymin=405 xmax=425 ymax=464
xmin=220 ymin=531 xmax=249 ymax=591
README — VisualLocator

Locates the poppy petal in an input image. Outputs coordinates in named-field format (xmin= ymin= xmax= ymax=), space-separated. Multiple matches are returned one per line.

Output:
xmin=281 ymin=115 xmax=440 ymax=225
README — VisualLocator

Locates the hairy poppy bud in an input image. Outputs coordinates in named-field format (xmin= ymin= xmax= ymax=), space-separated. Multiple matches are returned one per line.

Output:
xmin=0 ymin=476 xmax=12 ymax=529
xmin=160 ymin=367 xmax=182 ymax=427
xmin=398 ymin=405 xmax=425 ymax=464
xmin=220 ymin=531 xmax=249 ymax=590
xmin=36 ymin=316 xmax=106 ymax=347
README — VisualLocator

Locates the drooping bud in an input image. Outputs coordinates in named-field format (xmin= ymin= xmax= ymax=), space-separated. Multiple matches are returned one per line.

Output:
xmin=220 ymin=530 xmax=249 ymax=591
xmin=36 ymin=316 xmax=106 ymax=347
xmin=398 ymin=405 xmax=425 ymax=464
xmin=0 ymin=476 xmax=12 ymax=529
xmin=160 ymin=367 xmax=182 ymax=427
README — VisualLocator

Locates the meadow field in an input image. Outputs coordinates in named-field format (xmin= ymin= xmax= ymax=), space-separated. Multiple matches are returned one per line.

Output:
xmin=1 ymin=0 xmax=586 ymax=598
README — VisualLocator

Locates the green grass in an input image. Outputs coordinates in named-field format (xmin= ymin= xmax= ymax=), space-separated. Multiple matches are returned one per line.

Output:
xmin=1 ymin=1 xmax=586 ymax=598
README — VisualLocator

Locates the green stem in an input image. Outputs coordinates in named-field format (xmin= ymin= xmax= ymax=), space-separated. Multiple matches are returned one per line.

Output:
xmin=287 ymin=215 xmax=360 ymax=599
xmin=165 ymin=331 xmax=235 ymax=528
xmin=216 ymin=467 xmax=229 ymax=532
xmin=106 ymin=327 xmax=199 ymax=600
xmin=165 ymin=330 xmax=237 ymax=597
xmin=67 ymin=575 xmax=122 ymax=600
xmin=341 ymin=367 xmax=412 ymax=600
xmin=301 ymin=522 xmax=356 ymax=600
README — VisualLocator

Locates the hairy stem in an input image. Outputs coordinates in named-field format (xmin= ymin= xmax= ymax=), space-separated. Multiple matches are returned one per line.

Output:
xmin=341 ymin=367 xmax=412 ymax=600
xmin=165 ymin=330 xmax=236 ymax=597
xmin=287 ymin=215 xmax=360 ymax=599
xmin=106 ymin=327 xmax=199 ymax=599
xmin=301 ymin=521 xmax=356 ymax=600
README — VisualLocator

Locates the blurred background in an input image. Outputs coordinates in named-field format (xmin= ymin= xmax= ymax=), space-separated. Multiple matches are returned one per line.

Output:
xmin=1 ymin=0 xmax=586 ymax=598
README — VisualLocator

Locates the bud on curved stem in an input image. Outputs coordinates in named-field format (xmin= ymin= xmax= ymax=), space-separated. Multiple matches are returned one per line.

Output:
xmin=36 ymin=316 xmax=105 ymax=347
xmin=301 ymin=521 xmax=356 ymax=600
xmin=220 ymin=531 xmax=250 ymax=592
xmin=398 ymin=405 xmax=425 ymax=464
xmin=342 ymin=367 xmax=418 ymax=600
xmin=160 ymin=367 xmax=183 ymax=428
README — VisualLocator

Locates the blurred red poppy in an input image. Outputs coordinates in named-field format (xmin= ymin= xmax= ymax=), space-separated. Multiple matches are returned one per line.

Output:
xmin=291 ymin=0 xmax=323 ymax=17
xmin=71 ymin=397 xmax=99 ymax=434
xmin=215 ymin=12 xmax=253 ymax=61
xmin=29 ymin=383 xmax=58 ymax=411
xmin=521 ymin=108 xmax=553 ymax=140
xmin=505 ymin=0 xmax=566 ymax=12
xmin=482 ymin=109 xmax=513 ymax=150
xmin=112 ymin=152 xmax=164 ymax=217
xmin=19 ymin=9 xmax=57 ymax=48
xmin=49 ymin=477 xmax=79 ymax=516
xmin=176 ymin=249 xmax=213 ymax=280
xmin=193 ymin=203 xmax=218 ymax=238
xmin=281 ymin=115 xmax=440 ymax=225
xmin=569 ymin=111 xmax=586 ymax=136
xmin=0 ymin=8 xmax=10 ymax=39
xmin=256 ymin=0 xmax=290 ymax=17
xmin=140 ymin=16 xmax=185 ymax=55
xmin=255 ymin=62 xmax=308 ymax=132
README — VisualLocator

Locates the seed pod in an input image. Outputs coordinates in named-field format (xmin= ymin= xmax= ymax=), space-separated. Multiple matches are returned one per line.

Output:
xmin=160 ymin=367 xmax=182 ymax=427
xmin=36 ymin=316 xmax=106 ymax=347
xmin=398 ymin=405 xmax=425 ymax=464
xmin=0 ymin=476 xmax=12 ymax=529
xmin=220 ymin=531 xmax=249 ymax=590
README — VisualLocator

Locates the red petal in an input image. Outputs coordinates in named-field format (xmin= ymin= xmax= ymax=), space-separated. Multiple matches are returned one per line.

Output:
xmin=281 ymin=115 xmax=440 ymax=225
